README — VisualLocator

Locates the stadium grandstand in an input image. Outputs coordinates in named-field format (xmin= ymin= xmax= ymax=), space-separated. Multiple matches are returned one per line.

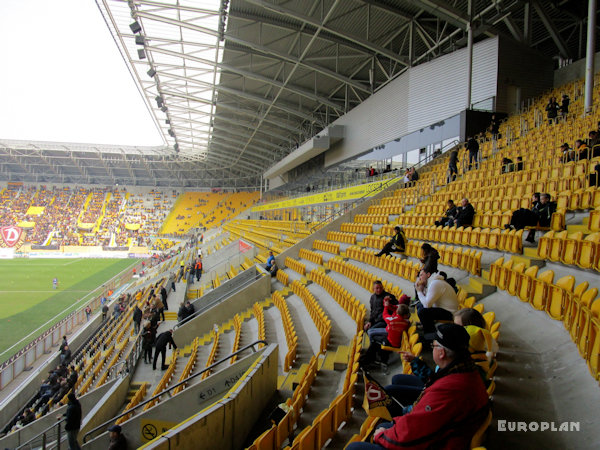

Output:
xmin=1 ymin=0 xmax=600 ymax=449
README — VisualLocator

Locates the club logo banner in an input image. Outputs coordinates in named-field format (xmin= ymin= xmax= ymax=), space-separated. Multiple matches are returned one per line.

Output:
xmin=0 ymin=226 xmax=25 ymax=249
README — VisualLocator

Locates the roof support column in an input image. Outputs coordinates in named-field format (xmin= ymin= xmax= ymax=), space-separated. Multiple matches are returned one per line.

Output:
xmin=585 ymin=0 xmax=597 ymax=115
xmin=466 ymin=0 xmax=473 ymax=109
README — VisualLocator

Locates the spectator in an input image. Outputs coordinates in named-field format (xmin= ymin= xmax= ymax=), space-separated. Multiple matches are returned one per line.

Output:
xmin=61 ymin=393 xmax=82 ymax=450
xmin=515 ymin=156 xmax=524 ymax=171
xmin=269 ymin=260 xmax=279 ymax=277
xmin=560 ymin=94 xmax=570 ymax=117
xmin=575 ymin=139 xmax=589 ymax=160
xmin=420 ymin=243 xmax=440 ymax=274
xmin=160 ymin=286 xmax=168 ymax=310
xmin=101 ymin=304 xmax=109 ymax=322
xmin=364 ymin=281 xmax=396 ymax=337
xmin=454 ymin=308 xmax=498 ymax=373
xmin=560 ymin=142 xmax=575 ymax=162
xmin=265 ymin=251 xmax=275 ymax=271
xmin=153 ymin=330 xmax=177 ymax=371
xmin=505 ymin=193 xmax=541 ymax=231
xmin=177 ymin=302 xmax=188 ymax=323
xmin=466 ymin=136 xmax=479 ymax=170
xmin=451 ymin=198 xmax=475 ymax=227
xmin=589 ymin=131 xmax=600 ymax=157
xmin=141 ymin=323 xmax=154 ymax=364
xmin=589 ymin=163 xmax=600 ymax=187
xmin=524 ymin=193 xmax=556 ymax=243
xmin=85 ymin=305 xmax=91 ymax=321
xmin=108 ymin=424 xmax=127 ymax=450
xmin=60 ymin=345 xmax=72 ymax=366
xmin=359 ymin=300 xmax=410 ymax=369
xmin=545 ymin=97 xmax=559 ymax=124
xmin=447 ymin=148 xmax=459 ymax=182
xmin=133 ymin=305 xmax=142 ymax=334
xmin=434 ymin=200 xmax=458 ymax=227
xmin=349 ymin=324 xmax=489 ymax=450
xmin=414 ymin=268 xmax=459 ymax=335
xmin=489 ymin=114 xmax=500 ymax=139
xmin=408 ymin=167 xmax=419 ymax=182
xmin=375 ymin=226 xmax=406 ymax=257
xmin=185 ymin=301 xmax=195 ymax=318
xmin=501 ymin=157 xmax=514 ymax=173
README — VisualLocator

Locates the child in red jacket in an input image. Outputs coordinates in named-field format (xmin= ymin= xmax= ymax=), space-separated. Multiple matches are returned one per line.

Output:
xmin=360 ymin=297 xmax=410 ymax=369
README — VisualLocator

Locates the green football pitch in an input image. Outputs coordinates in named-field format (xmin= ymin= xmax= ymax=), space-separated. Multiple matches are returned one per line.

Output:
xmin=0 ymin=258 xmax=138 ymax=364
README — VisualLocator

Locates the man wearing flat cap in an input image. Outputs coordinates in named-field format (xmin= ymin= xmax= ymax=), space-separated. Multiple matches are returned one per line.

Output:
xmin=108 ymin=424 xmax=127 ymax=450
xmin=348 ymin=323 xmax=489 ymax=450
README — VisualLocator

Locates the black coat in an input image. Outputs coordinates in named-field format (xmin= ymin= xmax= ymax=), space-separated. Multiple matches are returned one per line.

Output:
xmin=155 ymin=332 xmax=177 ymax=350
xmin=455 ymin=203 xmax=475 ymax=227
xmin=64 ymin=399 xmax=82 ymax=431
xmin=133 ymin=307 xmax=142 ymax=324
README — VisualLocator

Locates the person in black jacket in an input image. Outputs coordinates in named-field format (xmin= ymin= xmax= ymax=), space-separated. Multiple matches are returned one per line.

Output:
xmin=153 ymin=330 xmax=177 ymax=370
xmin=133 ymin=305 xmax=142 ymax=334
xmin=466 ymin=137 xmax=479 ymax=170
xmin=141 ymin=323 xmax=154 ymax=364
xmin=506 ymin=193 xmax=541 ymax=230
xmin=375 ymin=226 xmax=406 ymax=257
xmin=435 ymin=200 xmax=458 ymax=227
xmin=364 ymin=281 xmax=396 ymax=337
xmin=525 ymin=193 xmax=556 ymax=243
xmin=546 ymin=97 xmax=559 ymax=124
xmin=451 ymin=198 xmax=475 ymax=227
xmin=61 ymin=392 xmax=82 ymax=450
xmin=447 ymin=149 xmax=459 ymax=182
xmin=160 ymin=286 xmax=169 ymax=310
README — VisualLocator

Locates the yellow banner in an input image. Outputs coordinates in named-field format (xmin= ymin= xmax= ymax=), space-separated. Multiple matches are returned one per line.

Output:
xmin=125 ymin=223 xmax=141 ymax=231
xmin=26 ymin=206 xmax=45 ymax=216
xmin=78 ymin=223 xmax=94 ymax=230
xmin=17 ymin=221 xmax=36 ymax=228
xmin=252 ymin=179 xmax=399 ymax=212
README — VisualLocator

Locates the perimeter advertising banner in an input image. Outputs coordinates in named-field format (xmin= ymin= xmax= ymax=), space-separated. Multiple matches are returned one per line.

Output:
xmin=251 ymin=178 xmax=399 ymax=212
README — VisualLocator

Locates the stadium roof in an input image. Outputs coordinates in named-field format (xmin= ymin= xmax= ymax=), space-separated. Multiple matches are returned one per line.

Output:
xmin=1 ymin=0 xmax=592 ymax=187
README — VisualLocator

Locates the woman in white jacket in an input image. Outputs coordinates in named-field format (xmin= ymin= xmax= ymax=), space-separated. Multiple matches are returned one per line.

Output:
xmin=415 ymin=269 xmax=459 ymax=335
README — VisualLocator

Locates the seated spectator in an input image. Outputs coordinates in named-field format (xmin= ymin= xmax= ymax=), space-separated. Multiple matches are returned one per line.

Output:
xmin=589 ymin=163 xmax=600 ymax=187
xmin=375 ymin=226 xmax=406 ymax=257
xmin=420 ymin=243 xmax=440 ymax=274
xmin=265 ymin=251 xmax=275 ymax=271
xmin=60 ymin=345 xmax=71 ymax=366
xmin=454 ymin=308 xmax=498 ymax=374
xmin=505 ymin=192 xmax=541 ymax=230
xmin=450 ymin=198 xmax=475 ymax=227
xmin=434 ymin=200 xmax=458 ymax=227
xmin=515 ymin=156 xmax=524 ymax=171
xmin=590 ymin=131 xmax=600 ymax=158
xmin=525 ymin=193 xmax=556 ymax=243
xmin=415 ymin=268 xmax=459 ymax=335
xmin=576 ymin=139 xmax=589 ymax=160
xmin=364 ymin=281 xmax=396 ymax=338
xmin=560 ymin=142 xmax=575 ymax=162
xmin=349 ymin=323 xmax=489 ymax=450
xmin=359 ymin=299 xmax=410 ymax=369
xmin=501 ymin=157 xmax=514 ymax=173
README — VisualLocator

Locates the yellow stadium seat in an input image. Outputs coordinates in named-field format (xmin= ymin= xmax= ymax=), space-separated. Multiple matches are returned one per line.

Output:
xmin=507 ymin=262 xmax=526 ymax=296
xmin=530 ymin=270 xmax=554 ymax=310
xmin=577 ymin=232 xmax=600 ymax=269
xmin=546 ymin=275 xmax=575 ymax=320
xmin=560 ymin=232 xmax=583 ymax=266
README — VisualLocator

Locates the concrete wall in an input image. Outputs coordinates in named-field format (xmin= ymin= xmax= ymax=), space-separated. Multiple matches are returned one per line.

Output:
xmin=554 ymin=50 xmax=600 ymax=87
xmin=83 ymin=346 xmax=274 ymax=449
xmin=79 ymin=375 xmax=130 ymax=442
xmin=275 ymin=178 xmax=403 ymax=265
xmin=175 ymin=272 xmax=271 ymax=346
xmin=0 ymin=314 xmax=106 ymax=429
xmin=0 ymin=378 xmax=116 ymax=449
xmin=188 ymin=267 xmax=259 ymax=311
xmin=143 ymin=345 xmax=278 ymax=450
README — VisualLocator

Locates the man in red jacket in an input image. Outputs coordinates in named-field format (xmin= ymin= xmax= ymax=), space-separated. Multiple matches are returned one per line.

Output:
xmin=349 ymin=323 xmax=489 ymax=450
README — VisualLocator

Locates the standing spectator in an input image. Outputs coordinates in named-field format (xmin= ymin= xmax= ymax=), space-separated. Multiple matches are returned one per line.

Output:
xmin=85 ymin=305 xmax=91 ymax=321
xmin=142 ymin=323 xmax=154 ymax=364
xmin=195 ymin=259 xmax=203 ymax=282
xmin=560 ymin=94 xmax=570 ymax=117
xmin=60 ymin=345 xmax=72 ymax=366
xmin=153 ymin=330 xmax=177 ymax=371
xmin=62 ymin=393 xmax=82 ymax=450
xmin=101 ymin=303 xmax=109 ymax=322
xmin=447 ymin=148 xmax=459 ymax=182
xmin=53 ymin=277 xmax=58 ymax=290
xmin=265 ymin=251 xmax=275 ymax=271
xmin=451 ymin=198 xmax=475 ymax=227
xmin=160 ymin=286 xmax=169 ymax=311
xmin=375 ymin=226 xmax=406 ymax=257
xmin=107 ymin=424 xmax=127 ymax=450
xmin=466 ymin=136 xmax=479 ymax=170
xmin=545 ymin=97 xmax=559 ymax=124
xmin=185 ymin=301 xmax=195 ymax=319
xmin=177 ymin=302 xmax=188 ymax=323
xmin=489 ymin=114 xmax=500 ymax=139
xmin=420 ymin=243 xmax=440 ymax=274
xmin=133 ymin=305 xmax=142 ymax=334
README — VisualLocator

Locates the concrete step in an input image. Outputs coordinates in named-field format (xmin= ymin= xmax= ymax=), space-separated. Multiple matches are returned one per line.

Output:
xmin=333 ymin=345 xmax=350 ymax=371
xmin=278 ymin=363 xmax=309 ymax=391
xmin=458 ymin=276 xmax=496 ymax=300
xmin=511 ymin=253 xmax=546 ymax=268
xmin=164 ymin=311 xmax=178 ymax=320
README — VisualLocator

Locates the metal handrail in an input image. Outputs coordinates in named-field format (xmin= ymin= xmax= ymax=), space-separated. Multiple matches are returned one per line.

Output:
xmin=175 ymin=272 xmax=264 ymax=328
xmin=82 ymin=340 xmax=267 ymax=443
xmin=15 ymin=418 xmax=65 ymax=450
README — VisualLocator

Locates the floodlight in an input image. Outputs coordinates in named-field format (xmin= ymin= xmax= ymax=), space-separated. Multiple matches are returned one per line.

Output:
xmin=135 ymin=35 xmax=145 ymax=45
xmin=165 ymin=120 xmax=170 ymax=125
xmin=129 ymin=21 xmax=142 ymax=33
xmin=161 ymin=106 xmax=168 ymax=113
xmin=147 ymin=68 xmax=156 ymax=78
xmin=137 ymin=49 xmax=146 ymax=59
xmin=168 ymin=129 xmax=175 ymax=137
